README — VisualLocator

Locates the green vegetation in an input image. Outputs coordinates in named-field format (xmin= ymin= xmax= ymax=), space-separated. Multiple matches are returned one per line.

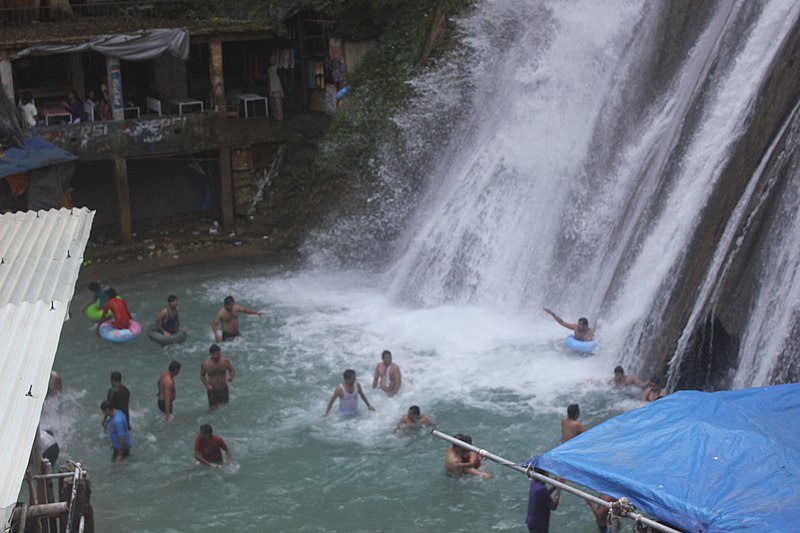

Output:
xmin=315 ymin=0 xmax=472 ymax=179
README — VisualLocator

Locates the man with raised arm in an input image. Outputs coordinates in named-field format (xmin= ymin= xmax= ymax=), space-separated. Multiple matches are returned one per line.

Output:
xmin=543 ymin=308 xmax=594 ymax=341
xmin=526 ymin=469 xmax=561 ymax=533
xmin=200 ymin=344 xmax=235 ymax=410
xmin=212 ymin=295 xmax=263 ymax=342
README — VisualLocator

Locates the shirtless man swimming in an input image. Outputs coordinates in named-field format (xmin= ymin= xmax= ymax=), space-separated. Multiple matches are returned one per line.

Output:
xmin=200 ymin=344 xmax=235 ymax=410
xmin=372 ymin=350 xmax=402 ymax=397
xmin=612 ymin=365 xmax=647 ymax=388
xmin=395 ymin=405 xmax=434 ymax=435
xmin=544 ymin=308 xmax=594 ymax=341
xmin=157 ymin=360 xmax=181 ymax=421
xmin=212 ymin=295 xmax=263 ymax=342
xmin=445 ymin=434 xmax=491 ymax=479
xmin=561 ymin=404 xmax=588 ymax=443
xmin=642 ymin=376 xmax=669 ymax=402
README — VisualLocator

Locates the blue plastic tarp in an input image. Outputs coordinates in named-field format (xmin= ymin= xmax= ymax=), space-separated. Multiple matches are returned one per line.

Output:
xmin=531 ymin=384 xmax=800 ymax=532
xmin=0 ymin=138 xmax=77 ymax=179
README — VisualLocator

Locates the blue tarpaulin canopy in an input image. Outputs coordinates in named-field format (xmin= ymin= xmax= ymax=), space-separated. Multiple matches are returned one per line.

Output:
xmin=0 ymin=138 xmax=77 ymax=179
xmin=531 ymin=384 xmax=800 ymax=532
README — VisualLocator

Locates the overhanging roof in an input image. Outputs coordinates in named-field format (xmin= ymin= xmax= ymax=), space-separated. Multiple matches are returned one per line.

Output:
xmin=0 ymin=208 xmax=94 ymax=528
xmin=532 ymin=384 xmax=800 ymax=532
xmin=11 ymin=27 xmax=189 ymax=61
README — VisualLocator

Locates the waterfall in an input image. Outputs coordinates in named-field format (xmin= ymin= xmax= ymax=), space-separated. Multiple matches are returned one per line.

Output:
xmin=373 ymin=0 xmax=800 ymax=387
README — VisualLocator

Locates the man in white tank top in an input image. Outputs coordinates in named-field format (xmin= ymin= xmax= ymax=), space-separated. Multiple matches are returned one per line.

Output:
xmin=372 ymin=350 xmax=402 ymax=397
xmin=322 ymin=369 xmax=375 ymax=417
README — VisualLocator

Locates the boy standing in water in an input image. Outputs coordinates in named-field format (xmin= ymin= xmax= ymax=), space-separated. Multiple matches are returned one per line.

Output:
xmin=561 ymin=404 xmax=588 ymax=443
xmin=322 ymin=369 xmax=375 ymax=417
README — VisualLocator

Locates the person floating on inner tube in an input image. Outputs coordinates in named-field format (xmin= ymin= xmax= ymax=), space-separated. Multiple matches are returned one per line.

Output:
xmin=83 ymin=281 xmax=109 ymax=313
xmin=543 ymin=308 xmax=594 ymax=341
xmin=154 ymin=294 xmax=186 ymax=338
xmin=100 ymin=288 xmax=131 ymax=330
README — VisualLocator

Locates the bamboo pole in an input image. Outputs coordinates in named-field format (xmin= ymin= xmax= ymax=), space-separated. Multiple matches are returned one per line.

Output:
xmin=17 ymin=503 xmax=28 ymax=533
xmin=10 ymin=503 xmax=68 ymax=522
xmin=43 ymin=460 xmax=58 ymax=533
xmin=431 ymin=429 xmax=684 ymax=533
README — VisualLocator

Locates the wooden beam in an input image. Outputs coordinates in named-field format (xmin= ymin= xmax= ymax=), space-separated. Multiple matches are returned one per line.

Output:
xmin=114 ymin=157 xmax=132 ymax=244
xmin=106 ymin=56 xmax=124 ymax=121
xmin=209 ymin=40 xmax=225 ymax=113
xmin=219 ymin=148 xmax=234 ymax=231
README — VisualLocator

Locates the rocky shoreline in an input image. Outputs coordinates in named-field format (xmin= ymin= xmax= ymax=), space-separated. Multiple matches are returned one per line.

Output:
xmin=77 ymin=221 xmax=295 ymax=286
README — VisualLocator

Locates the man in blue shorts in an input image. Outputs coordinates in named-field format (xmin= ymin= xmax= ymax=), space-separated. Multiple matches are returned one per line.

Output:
xmin=100 ymin=400 xmax=132 ymax=463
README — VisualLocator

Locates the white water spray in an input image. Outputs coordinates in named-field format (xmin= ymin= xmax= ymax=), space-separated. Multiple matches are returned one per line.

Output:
xmin=380 ymin=0 xmax=800 ymax=384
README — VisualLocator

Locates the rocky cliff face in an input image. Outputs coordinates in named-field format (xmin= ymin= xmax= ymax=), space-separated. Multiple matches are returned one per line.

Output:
xmin=661 ymin=11 xmax=800 ymax=390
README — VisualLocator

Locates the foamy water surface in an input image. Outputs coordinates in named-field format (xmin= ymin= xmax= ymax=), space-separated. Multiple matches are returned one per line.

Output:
xmin=41 ymin=259 xmax=644 ymax=531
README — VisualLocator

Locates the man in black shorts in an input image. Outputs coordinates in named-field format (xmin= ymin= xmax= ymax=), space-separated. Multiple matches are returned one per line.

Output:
xmin=211 ymin=295 xmax=263 ymax=342
xmin=157 ymin=360 xmax=181 ymax=421
xmin=200 ymin=345 xmax=235 ymax=410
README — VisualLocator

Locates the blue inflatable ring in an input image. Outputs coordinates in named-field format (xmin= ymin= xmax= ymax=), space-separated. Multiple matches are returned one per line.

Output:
xmin=99 ymin=320 xmax=142 ymax=343
xmin=565 ymin=335 xmax=596 ymax=353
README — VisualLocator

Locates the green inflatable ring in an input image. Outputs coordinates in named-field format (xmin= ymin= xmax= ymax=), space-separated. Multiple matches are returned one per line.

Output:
xmin=85 ymin=295 xmax=123 ymax=321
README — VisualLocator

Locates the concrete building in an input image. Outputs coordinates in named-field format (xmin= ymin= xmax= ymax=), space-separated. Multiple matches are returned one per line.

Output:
xmin=0 ymin=1 xmax=337 ymax=243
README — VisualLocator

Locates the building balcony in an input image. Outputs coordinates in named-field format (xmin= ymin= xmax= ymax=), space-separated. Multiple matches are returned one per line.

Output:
xmin=28 ymin=111 xmax=286 ymax=161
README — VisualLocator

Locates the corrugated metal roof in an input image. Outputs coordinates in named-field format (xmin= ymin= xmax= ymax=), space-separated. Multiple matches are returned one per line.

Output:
xmin=0 ymin=207 xmax=94 ymax=528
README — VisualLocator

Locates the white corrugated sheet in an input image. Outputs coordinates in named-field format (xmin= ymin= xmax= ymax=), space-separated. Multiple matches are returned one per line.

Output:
xmin=0 ymin=208 xmax=94 ymax=528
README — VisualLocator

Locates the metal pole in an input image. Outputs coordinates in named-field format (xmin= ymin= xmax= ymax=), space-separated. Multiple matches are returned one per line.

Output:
xmin=31 ymin=472 xmax=82 ymax=480
xmin=65 ymin=464 xmax=82 ymax=533
xmin=431 ymin=429 xmax=684 ymax=533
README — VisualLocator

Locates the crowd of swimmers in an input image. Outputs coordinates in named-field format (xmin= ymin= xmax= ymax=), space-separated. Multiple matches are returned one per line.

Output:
xmin=64 ymin=283 xmax=253 ymax=466
xmin=48 ymin=287 xmax=672 ymax=531
xmin=68 ymin=283 xmax=436 ymax=468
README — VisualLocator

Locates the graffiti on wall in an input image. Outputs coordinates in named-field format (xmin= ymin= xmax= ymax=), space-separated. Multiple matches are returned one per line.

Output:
xmin=122 ymin=116 xmax=187 ymax=143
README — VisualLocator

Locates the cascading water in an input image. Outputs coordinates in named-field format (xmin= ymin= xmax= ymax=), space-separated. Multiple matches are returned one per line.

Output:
xmin=323 ymin=0 xmax=800 ymax=388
